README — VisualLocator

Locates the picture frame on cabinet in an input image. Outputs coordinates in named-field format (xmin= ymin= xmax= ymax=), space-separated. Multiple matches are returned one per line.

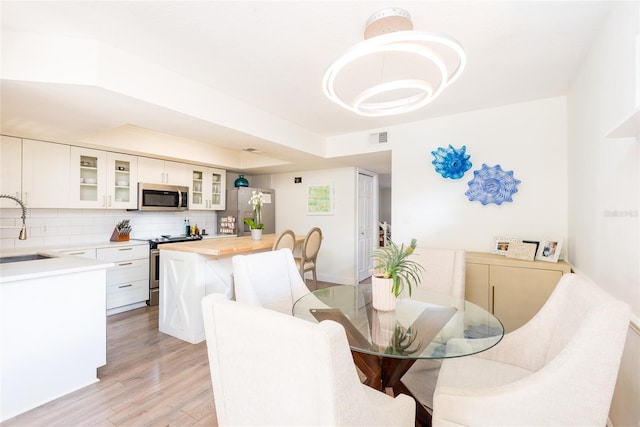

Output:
xmin=536 ymin=239 xmax=563 ymax=262
xmin=493 ymin=236 xmax=518 ymax=255
xmin=506 ymin=241 xmax=538 ymax=261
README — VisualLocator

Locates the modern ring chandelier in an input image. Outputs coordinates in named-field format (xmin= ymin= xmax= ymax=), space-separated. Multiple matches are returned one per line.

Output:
xmin=322 ymin=7 xmax=466 ymax=117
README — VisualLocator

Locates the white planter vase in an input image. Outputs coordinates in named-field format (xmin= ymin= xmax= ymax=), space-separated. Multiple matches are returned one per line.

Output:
xmin=250 ymin=229 xmax=263 ymax=240
xmin=371 ymin=275 xmax=396 ymax=311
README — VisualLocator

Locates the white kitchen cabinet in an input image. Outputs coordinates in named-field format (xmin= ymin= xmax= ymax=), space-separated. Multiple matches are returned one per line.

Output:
xmin=70 ymin=148 xmax=138 ymax=209
xmin=189 ymin=166 xmax=226 ymax=210
xmin=70 ymin=147 xmax=107 ymax=208
xmin=137 ymin=157 xmax=189 ymax=186
xmin=96 ymin=243 xmax=149 ymax=314
xmin=58 ymin=247 xmax=97 ymax=259
xmin=0 ymin=136 xmax=22 ymax=208
xmin=107 ymin=152 xmax=138 ymax=209
xmin=22 ymin=139 xmax=70 ymax=208
xmin=465 ymin=252 xmax=572 ymax=333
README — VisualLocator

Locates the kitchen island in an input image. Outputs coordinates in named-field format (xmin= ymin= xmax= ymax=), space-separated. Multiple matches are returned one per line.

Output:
xmin=0 ymin=254 xmax=113 ymax=421
xmin=159 ymin=233 xmax=304 ymax=343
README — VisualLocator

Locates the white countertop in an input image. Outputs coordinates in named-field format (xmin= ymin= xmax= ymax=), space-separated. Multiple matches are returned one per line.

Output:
xmin=0 ymin=253 xmax=114 ymax=284
xmin=0 ymin=240 xmax=147 ymax=284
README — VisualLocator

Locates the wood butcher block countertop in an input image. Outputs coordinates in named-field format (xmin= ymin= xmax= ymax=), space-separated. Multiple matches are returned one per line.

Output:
xmin=159 ymin=233 xmax=305 ymax=256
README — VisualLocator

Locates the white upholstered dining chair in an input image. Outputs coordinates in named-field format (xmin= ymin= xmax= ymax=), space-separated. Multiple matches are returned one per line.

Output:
xmin=431 ymin=273 xmax=630 ymax=427
xmin=201 ymin=293 xmax=416 ymax=426
xmin=399 ymin=247 xmax=466 ymax=412
xmin=232 ymin=248 xmax=310 ymax=315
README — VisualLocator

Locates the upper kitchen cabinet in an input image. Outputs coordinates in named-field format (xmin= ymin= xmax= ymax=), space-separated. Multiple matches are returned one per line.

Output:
xmin=69 ymin=147 xmax=138 ymax=209
xmin=190 ymin=166 xmax=226 ymax=210
xmin=22 ymin=139 xmax=70 ymax=208
xmin=137 ymin=157 xmax=190 ymax=186
xmin=0 ymin=136 xmax=22 ymax=207
xmin=107 ymin=152 xmax=138 ymax=209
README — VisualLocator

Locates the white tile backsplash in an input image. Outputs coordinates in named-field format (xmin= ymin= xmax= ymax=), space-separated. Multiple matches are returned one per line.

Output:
xmin=0 ymin=208 xmax=218 ymax=250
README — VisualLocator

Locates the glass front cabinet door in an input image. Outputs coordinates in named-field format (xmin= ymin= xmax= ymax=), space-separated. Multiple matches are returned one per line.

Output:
xmin=190 ymin=167 xmax=226 ymax=211
xmin=107 ymin=152 xmax=138 ymax=210
xmin=70 ymin=147 xmax=137 ymax=209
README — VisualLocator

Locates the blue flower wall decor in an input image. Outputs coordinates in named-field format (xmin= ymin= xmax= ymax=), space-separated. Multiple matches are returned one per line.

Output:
xmin=431 ymin=145 xmax=472 ymax=179
xmin=465 ymin=164 xmax=521 ymax=205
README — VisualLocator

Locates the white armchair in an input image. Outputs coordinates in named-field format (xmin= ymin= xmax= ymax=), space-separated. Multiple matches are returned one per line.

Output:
xmin=201 ymin=293 xmax=416 ymax=426
xmin=432 ymin=273 xmax=631 ymax=427
xmin=232 ymin=248 xmax=310 ymax=315
xmin=400 ymin=247 xmax=466 ymax=411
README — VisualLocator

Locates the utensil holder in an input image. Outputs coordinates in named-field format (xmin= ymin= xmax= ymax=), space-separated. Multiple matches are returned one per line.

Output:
xmin=110 ymin=227 xmax=130 ymax=242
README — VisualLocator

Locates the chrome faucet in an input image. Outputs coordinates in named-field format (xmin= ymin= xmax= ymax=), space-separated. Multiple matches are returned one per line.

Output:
xmin=0 ymin=194 xmax=27 ymax=240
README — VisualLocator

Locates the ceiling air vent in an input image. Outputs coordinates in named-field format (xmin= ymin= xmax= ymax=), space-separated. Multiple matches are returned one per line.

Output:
xmin=369 ymin=131 xmax=389 ymax=145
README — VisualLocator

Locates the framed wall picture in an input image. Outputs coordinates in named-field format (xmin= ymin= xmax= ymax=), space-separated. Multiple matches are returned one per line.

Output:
xmin=537 ymin=239 xmax=563 ymax=262
xmin=306 ymin=184 xmax=334 ymax=215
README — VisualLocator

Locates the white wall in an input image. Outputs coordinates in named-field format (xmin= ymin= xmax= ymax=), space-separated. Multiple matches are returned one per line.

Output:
xmin=272 ymin=167 xmax=357 ymax=284
xmin=567 ymin=2 xmax=639 ymax=426
xmin=378 ymin=174 xmax=392 ymax=224
xmin=390 ymin=97 xmax=568 ymax=253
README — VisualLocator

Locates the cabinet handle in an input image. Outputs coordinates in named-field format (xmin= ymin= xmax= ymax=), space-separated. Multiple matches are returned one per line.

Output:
xmin=118 ymin=247 xmax=133 ymax=251
xmin=118 ymin=262 xmax=133 ymax=266
xmin=118 ymin=284 xmax=133 ymax=288
xmin=490 ymin=285 xmax=495 ymax=313
xmin=68 ymin=251 xmax=86 ymax=256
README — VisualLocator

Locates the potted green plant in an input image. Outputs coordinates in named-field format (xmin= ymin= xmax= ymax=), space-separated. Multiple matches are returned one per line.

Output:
xmin=370 ymin=238 xmax=424 ymax=311
xmin=243 ymin=190 xmax=265 ymax=240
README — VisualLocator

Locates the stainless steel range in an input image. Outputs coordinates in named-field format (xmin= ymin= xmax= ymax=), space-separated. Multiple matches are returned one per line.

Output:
xmin=144 ymin=235 xmax=203 ymax=306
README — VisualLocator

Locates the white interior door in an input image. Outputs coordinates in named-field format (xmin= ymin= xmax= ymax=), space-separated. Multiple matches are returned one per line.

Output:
xmin=357 ymin=172 xmax=375 ymax=282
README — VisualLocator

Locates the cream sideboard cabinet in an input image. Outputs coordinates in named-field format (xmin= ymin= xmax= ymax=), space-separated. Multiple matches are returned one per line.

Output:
xmin=465 ymin=252 xmax=572 ymax=333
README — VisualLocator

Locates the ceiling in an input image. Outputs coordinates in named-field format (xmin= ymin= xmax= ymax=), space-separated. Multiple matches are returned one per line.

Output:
xmin=0 ymin=1 xmax=615 ymax=175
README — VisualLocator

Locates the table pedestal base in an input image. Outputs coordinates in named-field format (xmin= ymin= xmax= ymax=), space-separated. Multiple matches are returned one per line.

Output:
xmin=352 ymin=351 xmax=432 ymax=427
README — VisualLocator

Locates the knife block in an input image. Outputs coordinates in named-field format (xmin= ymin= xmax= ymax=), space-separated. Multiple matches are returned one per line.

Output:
xmin=110 ymin=227 xmax=130 ymax=242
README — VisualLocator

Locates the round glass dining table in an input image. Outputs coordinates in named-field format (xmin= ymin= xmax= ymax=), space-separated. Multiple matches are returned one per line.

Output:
xmin=292 ymin=284 xmax=504 ymax=424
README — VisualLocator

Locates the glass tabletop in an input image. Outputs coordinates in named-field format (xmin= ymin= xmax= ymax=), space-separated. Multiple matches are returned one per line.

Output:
xmin=292 ymin=284 xmax=504 ymax=360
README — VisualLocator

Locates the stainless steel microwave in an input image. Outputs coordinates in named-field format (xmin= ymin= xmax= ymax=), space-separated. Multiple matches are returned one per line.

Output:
xmin=136 ymin=183 xmax=188 ymax=211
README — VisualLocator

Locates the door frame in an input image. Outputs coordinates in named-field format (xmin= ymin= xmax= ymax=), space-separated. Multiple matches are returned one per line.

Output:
xmin=355 ymin=169 xmax=379 ymax=283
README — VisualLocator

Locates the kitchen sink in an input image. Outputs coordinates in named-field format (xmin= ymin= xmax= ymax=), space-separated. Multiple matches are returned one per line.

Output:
xmin=0 ymin=254 xmax=53 ymax=264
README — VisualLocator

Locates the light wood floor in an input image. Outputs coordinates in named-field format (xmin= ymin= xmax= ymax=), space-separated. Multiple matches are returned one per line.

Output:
xmin=1 ymin=279 xmax=339 ymax=426
xmin=1 ymin=305 xmax=217 ymax=427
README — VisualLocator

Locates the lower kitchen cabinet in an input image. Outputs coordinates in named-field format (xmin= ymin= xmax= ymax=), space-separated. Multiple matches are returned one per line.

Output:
xmin=96 ymin=243 xmax=149 ymax=314
xmin=465 ymin=252 xmax=572 ymax=333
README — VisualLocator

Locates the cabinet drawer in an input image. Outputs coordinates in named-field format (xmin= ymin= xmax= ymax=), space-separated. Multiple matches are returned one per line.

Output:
xmin=97 ymin=245 xmax=148 ymax=262
xmin=59 ymin=248 xmax=97 ymax=259
xmin=106 ymin=258 xmax=149 ymax=284
xmin=106 ymin=279 xmax=148 ymax=309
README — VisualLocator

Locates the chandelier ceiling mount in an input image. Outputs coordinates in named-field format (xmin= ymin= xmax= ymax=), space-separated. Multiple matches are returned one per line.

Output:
xmin=322 ymin=7 xmax=466 ymax=117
